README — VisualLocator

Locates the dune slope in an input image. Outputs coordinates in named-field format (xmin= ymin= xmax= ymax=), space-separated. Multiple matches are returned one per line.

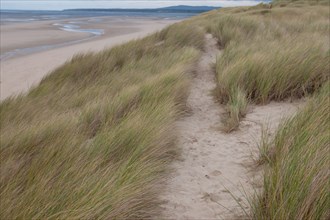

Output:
xmin=0 ymin=1 xmax=329 ymax=219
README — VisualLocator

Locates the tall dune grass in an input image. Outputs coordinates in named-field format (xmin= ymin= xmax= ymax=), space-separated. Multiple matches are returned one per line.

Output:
xmin=253 ymin=82 xmax=330 ymax=219
xmin=197 ymin=2 xmax=329 ymax=130
xmin=0 ymin=23 xmax=204 ymax=219
xmin=1 ymin=2 xmax=329 ymax=219
xmin=195 ymin=2 xmax=330 ymax=219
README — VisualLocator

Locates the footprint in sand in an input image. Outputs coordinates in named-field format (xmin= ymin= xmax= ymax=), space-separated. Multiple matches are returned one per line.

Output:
xmin=210 ymin=170 xmax=222 ymax=176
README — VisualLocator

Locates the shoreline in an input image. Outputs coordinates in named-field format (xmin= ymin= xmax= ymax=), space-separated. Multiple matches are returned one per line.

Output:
xmin=0 ymin=17 xmax=179 ymax=100
xmin=1 ymin=16 xmax=167 ymax=61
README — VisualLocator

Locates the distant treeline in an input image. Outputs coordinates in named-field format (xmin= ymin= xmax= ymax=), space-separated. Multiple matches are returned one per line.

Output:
xmin=64 ymin=5 xmax=220 ymax=13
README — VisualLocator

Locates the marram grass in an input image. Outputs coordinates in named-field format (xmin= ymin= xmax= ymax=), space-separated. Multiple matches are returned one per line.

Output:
xmin=0 ymin=23 xmax=204 ymax=219
xmin=1 ymin=1 xmax=329 ymax=219
xmin=196 ymin=1 xmax=329 ymax=219
xmin=253 ymin=83 xmax=330 ymax=220
xmin=197 ymin=2 xmax=329 ymax=130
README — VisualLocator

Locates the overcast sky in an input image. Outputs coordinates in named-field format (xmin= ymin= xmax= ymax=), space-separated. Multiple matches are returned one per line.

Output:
xmin=1 ymin=0 xmax=266 ymax=10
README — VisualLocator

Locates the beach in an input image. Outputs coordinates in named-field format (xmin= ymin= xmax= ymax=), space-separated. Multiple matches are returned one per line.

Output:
xmin=0 ymin=16 xmax=178 ymax=100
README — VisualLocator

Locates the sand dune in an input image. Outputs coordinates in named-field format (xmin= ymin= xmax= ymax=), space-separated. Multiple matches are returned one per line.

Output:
xmin=0 ymin=17 xmax=178 ymax=100
xmin=160 ymin=34 xmax=302 ymax=219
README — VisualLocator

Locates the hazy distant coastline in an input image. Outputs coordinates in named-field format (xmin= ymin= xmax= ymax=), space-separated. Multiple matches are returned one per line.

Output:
xmin=0 ymin=5 xmax=219 ymax=24
xmin=64 ymin=5 xmax=220 ymax=13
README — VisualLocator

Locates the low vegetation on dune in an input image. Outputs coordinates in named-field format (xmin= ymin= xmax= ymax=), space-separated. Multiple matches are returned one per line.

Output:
xmin=195 ymin=0 xmax=329 ymax=131
xmin=254 ymin=83 xmax=329 ymax=220
xmin=193 ymin=1 xmax=329 ymax=219
xmin=0 ymin=24 xmax=204 ymax=219
xmin=1 ymin=1 xmax=329 ymax=219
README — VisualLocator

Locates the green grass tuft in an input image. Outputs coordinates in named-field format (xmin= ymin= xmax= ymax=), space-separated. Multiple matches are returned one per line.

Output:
xmin=252 ymin=82 xmax=330 ymax=220
xmin=0 ymin=22 xmax=204 ymax=219
xmin=221 ymin=87 xmax=248 ymax=132
xmin=199 ymin=2 xmax=329 ymax=131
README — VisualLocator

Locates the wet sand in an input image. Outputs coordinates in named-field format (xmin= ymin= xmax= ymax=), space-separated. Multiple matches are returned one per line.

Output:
xmin=0 ymin=17 xmax=178 ymax=100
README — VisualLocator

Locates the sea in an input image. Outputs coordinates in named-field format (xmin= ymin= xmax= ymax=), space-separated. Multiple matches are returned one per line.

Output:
xmin=0 ymin=9 xmax=197 ymax=24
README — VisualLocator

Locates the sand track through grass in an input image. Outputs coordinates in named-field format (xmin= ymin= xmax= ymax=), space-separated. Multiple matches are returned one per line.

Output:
xmin=0 ymin=24 xmax=205 ymax=219
xmin=159 ymin=34 xmax=301 ymax=219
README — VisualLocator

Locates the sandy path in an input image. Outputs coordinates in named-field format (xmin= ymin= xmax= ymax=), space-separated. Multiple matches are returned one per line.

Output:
xmin=160 ymin=34 xmax=301 ymax=219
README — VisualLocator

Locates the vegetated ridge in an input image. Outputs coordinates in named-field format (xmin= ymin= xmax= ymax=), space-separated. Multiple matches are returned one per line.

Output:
xmin=64 ymin=5 xmax=221 ymax=13
xmin=0 ymin=0 xmax=329 ymax=219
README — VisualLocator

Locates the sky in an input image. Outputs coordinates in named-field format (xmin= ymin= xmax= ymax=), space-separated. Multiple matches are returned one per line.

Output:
xmin=1 ymin=0 xmax=266 ymax=10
